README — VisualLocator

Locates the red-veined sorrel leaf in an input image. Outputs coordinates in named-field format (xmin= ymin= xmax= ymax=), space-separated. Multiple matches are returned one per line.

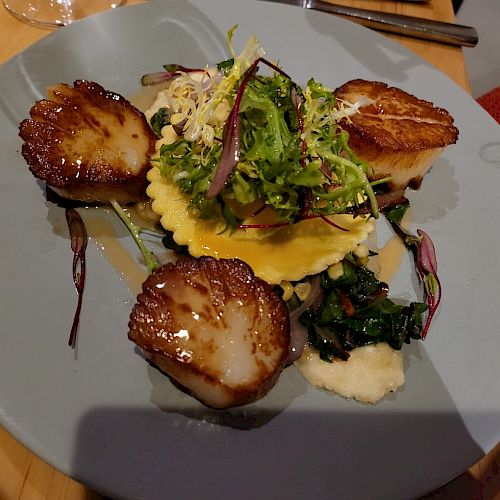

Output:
xmin=65 ymin=208 xmax=88 ymax=349
xmin=385 ymin=204 xmax=442 ymax=340
xmin=416 ymin=229 xmax=441 ymax=339
xmin=416 ymin=229 xmax=438 ymax=275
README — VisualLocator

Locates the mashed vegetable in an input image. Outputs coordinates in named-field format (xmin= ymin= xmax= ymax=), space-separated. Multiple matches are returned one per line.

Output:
xmin=295 ymin=344 xmax=404 ymax=403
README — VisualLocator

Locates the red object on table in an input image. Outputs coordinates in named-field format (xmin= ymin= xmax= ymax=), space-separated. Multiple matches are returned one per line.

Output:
xmin=477 ymin=87 xmax=500 ymax=124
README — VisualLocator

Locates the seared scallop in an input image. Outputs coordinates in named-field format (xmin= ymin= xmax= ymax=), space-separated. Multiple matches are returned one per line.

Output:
xmin=128 ymin=257 xmax=290 ymax=409
xmin=334 ymin=79 xmax=458 ymax=190
xmin=19 ymin=80 xmax=156 ymax=204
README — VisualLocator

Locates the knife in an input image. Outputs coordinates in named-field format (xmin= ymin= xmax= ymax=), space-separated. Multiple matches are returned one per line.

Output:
xmin=257 ymin=0 xmax=478 ymax=47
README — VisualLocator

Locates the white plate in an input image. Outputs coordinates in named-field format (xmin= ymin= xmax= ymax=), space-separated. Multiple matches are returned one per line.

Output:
xmin=1 ymin=1 xmax=499 ymax=499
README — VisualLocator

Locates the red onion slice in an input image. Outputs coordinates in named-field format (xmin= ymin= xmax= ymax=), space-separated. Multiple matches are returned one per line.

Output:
xmin=206 ymin=59 xmax=261 ymax=199
xmin=141 ymin=65 xmax=204 ymax=86
xmin=206 ymin=104 xmax=242 ymax=198
xmin=207 ymin=57 xmax=292 ymax=199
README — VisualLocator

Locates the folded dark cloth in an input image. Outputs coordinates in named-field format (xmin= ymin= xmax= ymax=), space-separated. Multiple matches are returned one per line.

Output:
xmin=477 ymin=87 xmax=500 ymax=124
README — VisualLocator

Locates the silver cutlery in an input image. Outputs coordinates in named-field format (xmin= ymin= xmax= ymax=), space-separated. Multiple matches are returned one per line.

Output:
xmin=257 ymin=0 xmax=478 ymax=47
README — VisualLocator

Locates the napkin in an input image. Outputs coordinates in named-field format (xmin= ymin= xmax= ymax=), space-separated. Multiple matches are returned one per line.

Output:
xmin=477 ymin=86 xmax=500 ymax=124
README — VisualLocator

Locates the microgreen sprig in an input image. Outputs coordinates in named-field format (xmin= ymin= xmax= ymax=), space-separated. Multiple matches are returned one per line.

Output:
xmin=110 ymin=199 xmax=160 ymax=274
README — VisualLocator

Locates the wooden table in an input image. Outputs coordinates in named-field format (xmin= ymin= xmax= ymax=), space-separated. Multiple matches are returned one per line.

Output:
xmin=0 ymin=1 xmax=497 ymax=499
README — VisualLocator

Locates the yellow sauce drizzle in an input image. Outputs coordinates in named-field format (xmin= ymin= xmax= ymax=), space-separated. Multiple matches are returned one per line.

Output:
xmin=81 ymin=210 xmax=147 ymax=296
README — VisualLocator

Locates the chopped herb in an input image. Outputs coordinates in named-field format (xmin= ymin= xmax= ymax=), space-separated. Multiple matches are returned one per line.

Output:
xmin=217 ymin=58 xmax=234 ymax=73
xmin=150 ymin=108 xmax=171 ymax=138
xmin=162 ymin=231 xmax=189 ymax=254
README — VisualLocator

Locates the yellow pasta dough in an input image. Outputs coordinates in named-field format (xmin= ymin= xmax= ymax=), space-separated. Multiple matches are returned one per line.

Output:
xmin=147 ymin=166 xmax=374 ymax=284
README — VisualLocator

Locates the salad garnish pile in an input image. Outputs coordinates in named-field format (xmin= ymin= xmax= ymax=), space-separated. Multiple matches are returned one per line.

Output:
xmin=147 ymin=27 xmax=384 ymax=231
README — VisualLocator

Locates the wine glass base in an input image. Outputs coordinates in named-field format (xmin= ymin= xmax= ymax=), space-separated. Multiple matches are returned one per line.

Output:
xmin=2 ymin=0 xmax=125 ymax=28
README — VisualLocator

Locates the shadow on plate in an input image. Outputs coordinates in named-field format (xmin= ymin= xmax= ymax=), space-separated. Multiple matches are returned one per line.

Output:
xmin=406 ymin=157 xmax=459 ymax=224
xmin=144 ymin=349 xmax=309 ymax=430
xmin=70 ymin=342 xmax=489 ymax=500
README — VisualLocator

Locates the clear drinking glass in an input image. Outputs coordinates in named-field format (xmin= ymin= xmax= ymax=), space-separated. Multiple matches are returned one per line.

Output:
xmin=2 ymin=0 xmax=124 ymax=28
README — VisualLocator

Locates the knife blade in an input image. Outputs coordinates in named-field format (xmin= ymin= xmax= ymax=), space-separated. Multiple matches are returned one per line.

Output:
xmin=257 ymin=0 xmax=478 ymax=47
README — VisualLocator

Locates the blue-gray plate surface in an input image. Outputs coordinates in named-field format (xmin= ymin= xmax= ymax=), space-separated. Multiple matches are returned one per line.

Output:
xmin=1 ymin=1 xmax=499 ymax=499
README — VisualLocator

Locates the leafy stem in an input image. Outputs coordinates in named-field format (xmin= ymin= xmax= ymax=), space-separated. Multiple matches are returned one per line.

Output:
xmin=110 ymin=199 xmax=160 ymax=274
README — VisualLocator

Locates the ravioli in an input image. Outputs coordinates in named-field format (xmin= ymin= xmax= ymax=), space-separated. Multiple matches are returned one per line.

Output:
xmin=147 ymin=166 xmax=374 ymax=284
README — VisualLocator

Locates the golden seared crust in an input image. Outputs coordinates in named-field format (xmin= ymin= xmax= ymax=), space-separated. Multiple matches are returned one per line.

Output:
xmin=341 ymin=112 xmax=458 ymax=152
xmin=19 ymin=80 xmax=157 ymax=204
xmin=334 ymin=79 xmax=458 ymax=189
xmin=128 ymin=257 xmax=290 ymax=408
